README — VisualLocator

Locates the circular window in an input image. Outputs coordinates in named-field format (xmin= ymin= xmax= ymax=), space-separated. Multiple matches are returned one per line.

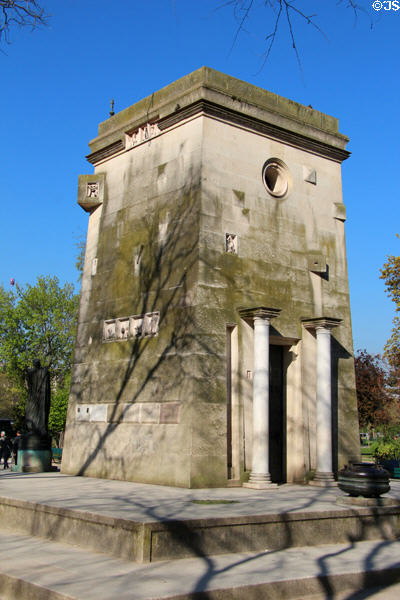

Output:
xmin=262 ymin=159 xmax=290 ymax=198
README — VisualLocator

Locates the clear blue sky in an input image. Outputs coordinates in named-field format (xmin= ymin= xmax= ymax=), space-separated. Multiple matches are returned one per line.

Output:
xmin=1 ymin=0 xmax=399 ymax=355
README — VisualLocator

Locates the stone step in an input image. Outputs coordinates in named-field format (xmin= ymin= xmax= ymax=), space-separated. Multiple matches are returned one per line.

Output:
xmin=0 ymin=530 xmax=400 ymax=600
xmin=1 ymin=493 xmax=400 ymax=564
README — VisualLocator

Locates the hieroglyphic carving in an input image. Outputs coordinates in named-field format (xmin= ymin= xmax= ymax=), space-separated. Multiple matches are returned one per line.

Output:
xmin=131 ymin=317 xmax=143 ymax=338
xmin=104 ymin=320 xmax=116 ymax=341
xmin=143 ymin=312 xmax=160 ymax=336
xmin=87 ymin=182 xmax=99 ymax=198
xmin=117 ymin=318 xmax=130 ymax=340
xmin=103 ymin=312 xmax=159 ymax=342
xmin=225 ymin=233 xmax=238 ymax=254
xmin=126 ymin=122 xmax=160 ymax=149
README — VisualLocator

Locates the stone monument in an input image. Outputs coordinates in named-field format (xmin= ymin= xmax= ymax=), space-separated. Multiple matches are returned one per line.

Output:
xmin=19 ymin=359 xmax=52 ymax=472
xmin=62 ymin=67 xmax=360 ymax=487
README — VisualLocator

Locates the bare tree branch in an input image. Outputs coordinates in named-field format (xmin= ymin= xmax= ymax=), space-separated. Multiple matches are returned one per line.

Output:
xmin=0 ymin=1 xmax=49 ymax=44
xmin=221 ymin=0 xmax=371 ymax=71
xmin=228 ymin=0 xmax=254 ymax=55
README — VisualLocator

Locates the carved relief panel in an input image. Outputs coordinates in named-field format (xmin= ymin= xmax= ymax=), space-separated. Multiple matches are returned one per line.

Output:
xmin=102 ymin=312 xmax=160 ymax=342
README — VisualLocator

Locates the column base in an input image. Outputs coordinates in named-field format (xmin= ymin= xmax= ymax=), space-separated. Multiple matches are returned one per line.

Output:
xmin=243 ymin=472 xmax=278 ymax=490
xmin=243 ymin=481 xmax=279 ymax=489
xmin=309 ymin=471 xmax=338 ymax=487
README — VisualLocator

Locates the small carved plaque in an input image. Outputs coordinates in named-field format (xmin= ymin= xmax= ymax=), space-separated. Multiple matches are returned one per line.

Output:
xmin=89 ymin=404 xmax=108 ymax=422
xmin=308 ymin=254 xmax=327 ymax=273
xmin=225 ymin=233 xmax=238 ymax=254
xmin=76 ymin=404 xmax=107 ymax=422
xmin=131 ymin=317 xmax=143 ymax=338
xmin=78 ymin=174 xmax=105 ymax=213
xmin=104 ymin=320 xmax=116 ymax=341
xmin=87 ymin=182 xmax=99 ymax=198
xmin=103 ymin=311 xmax=159 ymax=342
xmin=140 ymin=403 xmax=160 ymax=424
xmin=143 ymin=312 xmax=160 ymax=336
xmin=121 ymin=403 xmax=141 ymax=423
xmin=126 ymin=122 xmax=160 ymax=149
xmin=303 ymin=166 xmax=317 ymax=185
xmin=76 ymin=406 xmax=89 ymax=421
xmin=333 ymin=203 xmax=347 ymax=222
xmin=160 ymin=403 xmax=180 ymax=424
xmin=117 ymin=318 xmax=130 ymax=339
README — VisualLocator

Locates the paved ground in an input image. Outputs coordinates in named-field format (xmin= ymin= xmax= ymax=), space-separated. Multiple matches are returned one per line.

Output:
xmin=0 ymin=531 xmax=399 ymax=600
xmin=0 ymin=470 xmax=399 ymax=522
xmin=0 ymin=471 xmax=399 ymax=599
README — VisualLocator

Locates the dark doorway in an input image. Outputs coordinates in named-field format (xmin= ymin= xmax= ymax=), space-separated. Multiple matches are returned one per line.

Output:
xmin=226 ymin=326 xmax=233 ymax=479
xmin=269 ymin=345 xmax=286 ymax=483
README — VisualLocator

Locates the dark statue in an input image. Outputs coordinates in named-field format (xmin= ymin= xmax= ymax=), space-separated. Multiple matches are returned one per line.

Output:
xmin=23 ymin=359 xmax=51 ymax=451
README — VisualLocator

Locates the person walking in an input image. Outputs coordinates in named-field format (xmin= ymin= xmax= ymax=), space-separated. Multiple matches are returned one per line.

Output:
xmin=0 ymin=431 xmax=12 ymax=469
xmin=12 ymin=431 xmax=21 ymax=466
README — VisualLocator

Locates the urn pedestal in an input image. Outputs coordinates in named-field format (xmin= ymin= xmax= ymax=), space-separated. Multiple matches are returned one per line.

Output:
xmin=17 ymin=432 xmax=52 ymax=473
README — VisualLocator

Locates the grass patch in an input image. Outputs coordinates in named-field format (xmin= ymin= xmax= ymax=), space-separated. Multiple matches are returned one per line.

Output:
xmin=361 ymin=447 xmax=372 ymax=456
xmin=191 ymin=499 xmax=239 ymax=505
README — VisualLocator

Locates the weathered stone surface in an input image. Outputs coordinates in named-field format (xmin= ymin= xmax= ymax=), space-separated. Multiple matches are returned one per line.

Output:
xmin=159 ymin=403 xmax=180 ymax=424
xmin=62 ymin=68 xmax=359 ymax=488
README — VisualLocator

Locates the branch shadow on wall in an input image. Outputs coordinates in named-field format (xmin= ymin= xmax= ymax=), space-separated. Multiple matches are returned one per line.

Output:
xmin=65 ymin=169 xmax=249 ymax=484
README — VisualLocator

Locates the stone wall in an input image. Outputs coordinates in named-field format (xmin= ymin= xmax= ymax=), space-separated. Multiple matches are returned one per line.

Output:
xmin=62 ymin=67 xmax=360 ymax=487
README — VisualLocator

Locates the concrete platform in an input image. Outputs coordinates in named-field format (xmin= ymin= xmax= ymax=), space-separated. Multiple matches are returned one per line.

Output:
xmin=0 ymin=531 xmax=400 ymax=599
xmin=0 ymin=472 xmax=400 ymax=598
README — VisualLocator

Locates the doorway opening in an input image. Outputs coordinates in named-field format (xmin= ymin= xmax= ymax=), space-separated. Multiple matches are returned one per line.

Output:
xmin=269 ymin=345 xmax=286 ymax=483
xmin=226 ymin=325 xmax=240 ymax=482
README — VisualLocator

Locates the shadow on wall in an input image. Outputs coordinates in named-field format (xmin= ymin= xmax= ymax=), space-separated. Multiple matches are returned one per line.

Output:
xmin=331 ymin=337 xmax=359 ymax=474
xmin=65 ymin=161 xmax=359 ymax=486
xmin=66 ymin=168 xmax=254 ymax=483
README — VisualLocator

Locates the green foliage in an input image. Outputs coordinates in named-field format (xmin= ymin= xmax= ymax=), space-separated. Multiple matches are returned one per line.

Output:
xmin=370 ymin=439 xmax=400 ymax=462
xmin=12 ymin=395 xmax=26 ymax=432
xmin=48 ymin=375 xmax=70 ymax=437
xmin=378 ymin=423 xmax=400 ymax=438
xmin=381 ymin=238 xmax=400 ymax=370
xmin=361 ymin=447 xmax=372 ymax=457
xmin=75 ymin=235 xmax=86 ymax=281
xmin=0 ymin=276 xmax=78 ymax=389
xmin=0 ymin=371 xmax=19 ymax=418
xmin=381 ymin=241 xmax=400 ymax=314
xmin=354 ymin=350 xmax=397 ymax=428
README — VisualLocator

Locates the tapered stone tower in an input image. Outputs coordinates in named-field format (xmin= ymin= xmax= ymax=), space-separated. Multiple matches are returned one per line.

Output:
xmin=62 ymin=68 xmax=360 ymax=487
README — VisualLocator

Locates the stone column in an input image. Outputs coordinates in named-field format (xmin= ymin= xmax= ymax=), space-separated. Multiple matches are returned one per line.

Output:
xmin=303 ymin=318 xmax=341 ymax=487
xmin=240 ymin=307 xmax=280 ymax=489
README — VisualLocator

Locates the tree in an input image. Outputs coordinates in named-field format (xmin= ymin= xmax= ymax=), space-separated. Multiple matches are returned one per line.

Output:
xmin=354 ymin=350 xmax=399 ymax=429
xmin=48 ymin=374 xmax=70 ymax=445
xmin=74 ymin=234 xmax=86 ymax=281
xmin=381 ymin=240 xmax=400 ymax=369
xmin=0 ymin=371 xmax=19 ymax=418
xmin=0 ymin=275 xmax=78 ymax=390
xmin=224 ymin=1 xmax=370 ymax=68
xmin=0 ymin=1 xmax=48 ymax=44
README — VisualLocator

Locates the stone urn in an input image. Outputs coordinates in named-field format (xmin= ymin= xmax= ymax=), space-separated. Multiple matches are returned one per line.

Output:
xmin=338 ymin=462 xmax=390 ymax=498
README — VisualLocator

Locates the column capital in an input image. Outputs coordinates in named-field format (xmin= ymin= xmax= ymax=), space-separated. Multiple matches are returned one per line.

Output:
xmin=238 ymin=306 xmax=281 ymax=322
xmin=302 ymin=317 xmax=342 ymax=331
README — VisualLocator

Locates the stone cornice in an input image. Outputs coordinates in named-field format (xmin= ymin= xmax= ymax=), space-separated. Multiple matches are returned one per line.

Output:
xmin=158 ymin=100 xmax=350 ymax=163
xmin=302 ymin=317 xmax=342 ymax=330
xmin=86 ymin=139 xmax=125 ymax=165
xmin=86 ymin=99 xmax=350 ymax=166
xmin=85 ymin=67 xmax=350 ymax=166
xmin=239 ymin=307 xmax=281 ymax=321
